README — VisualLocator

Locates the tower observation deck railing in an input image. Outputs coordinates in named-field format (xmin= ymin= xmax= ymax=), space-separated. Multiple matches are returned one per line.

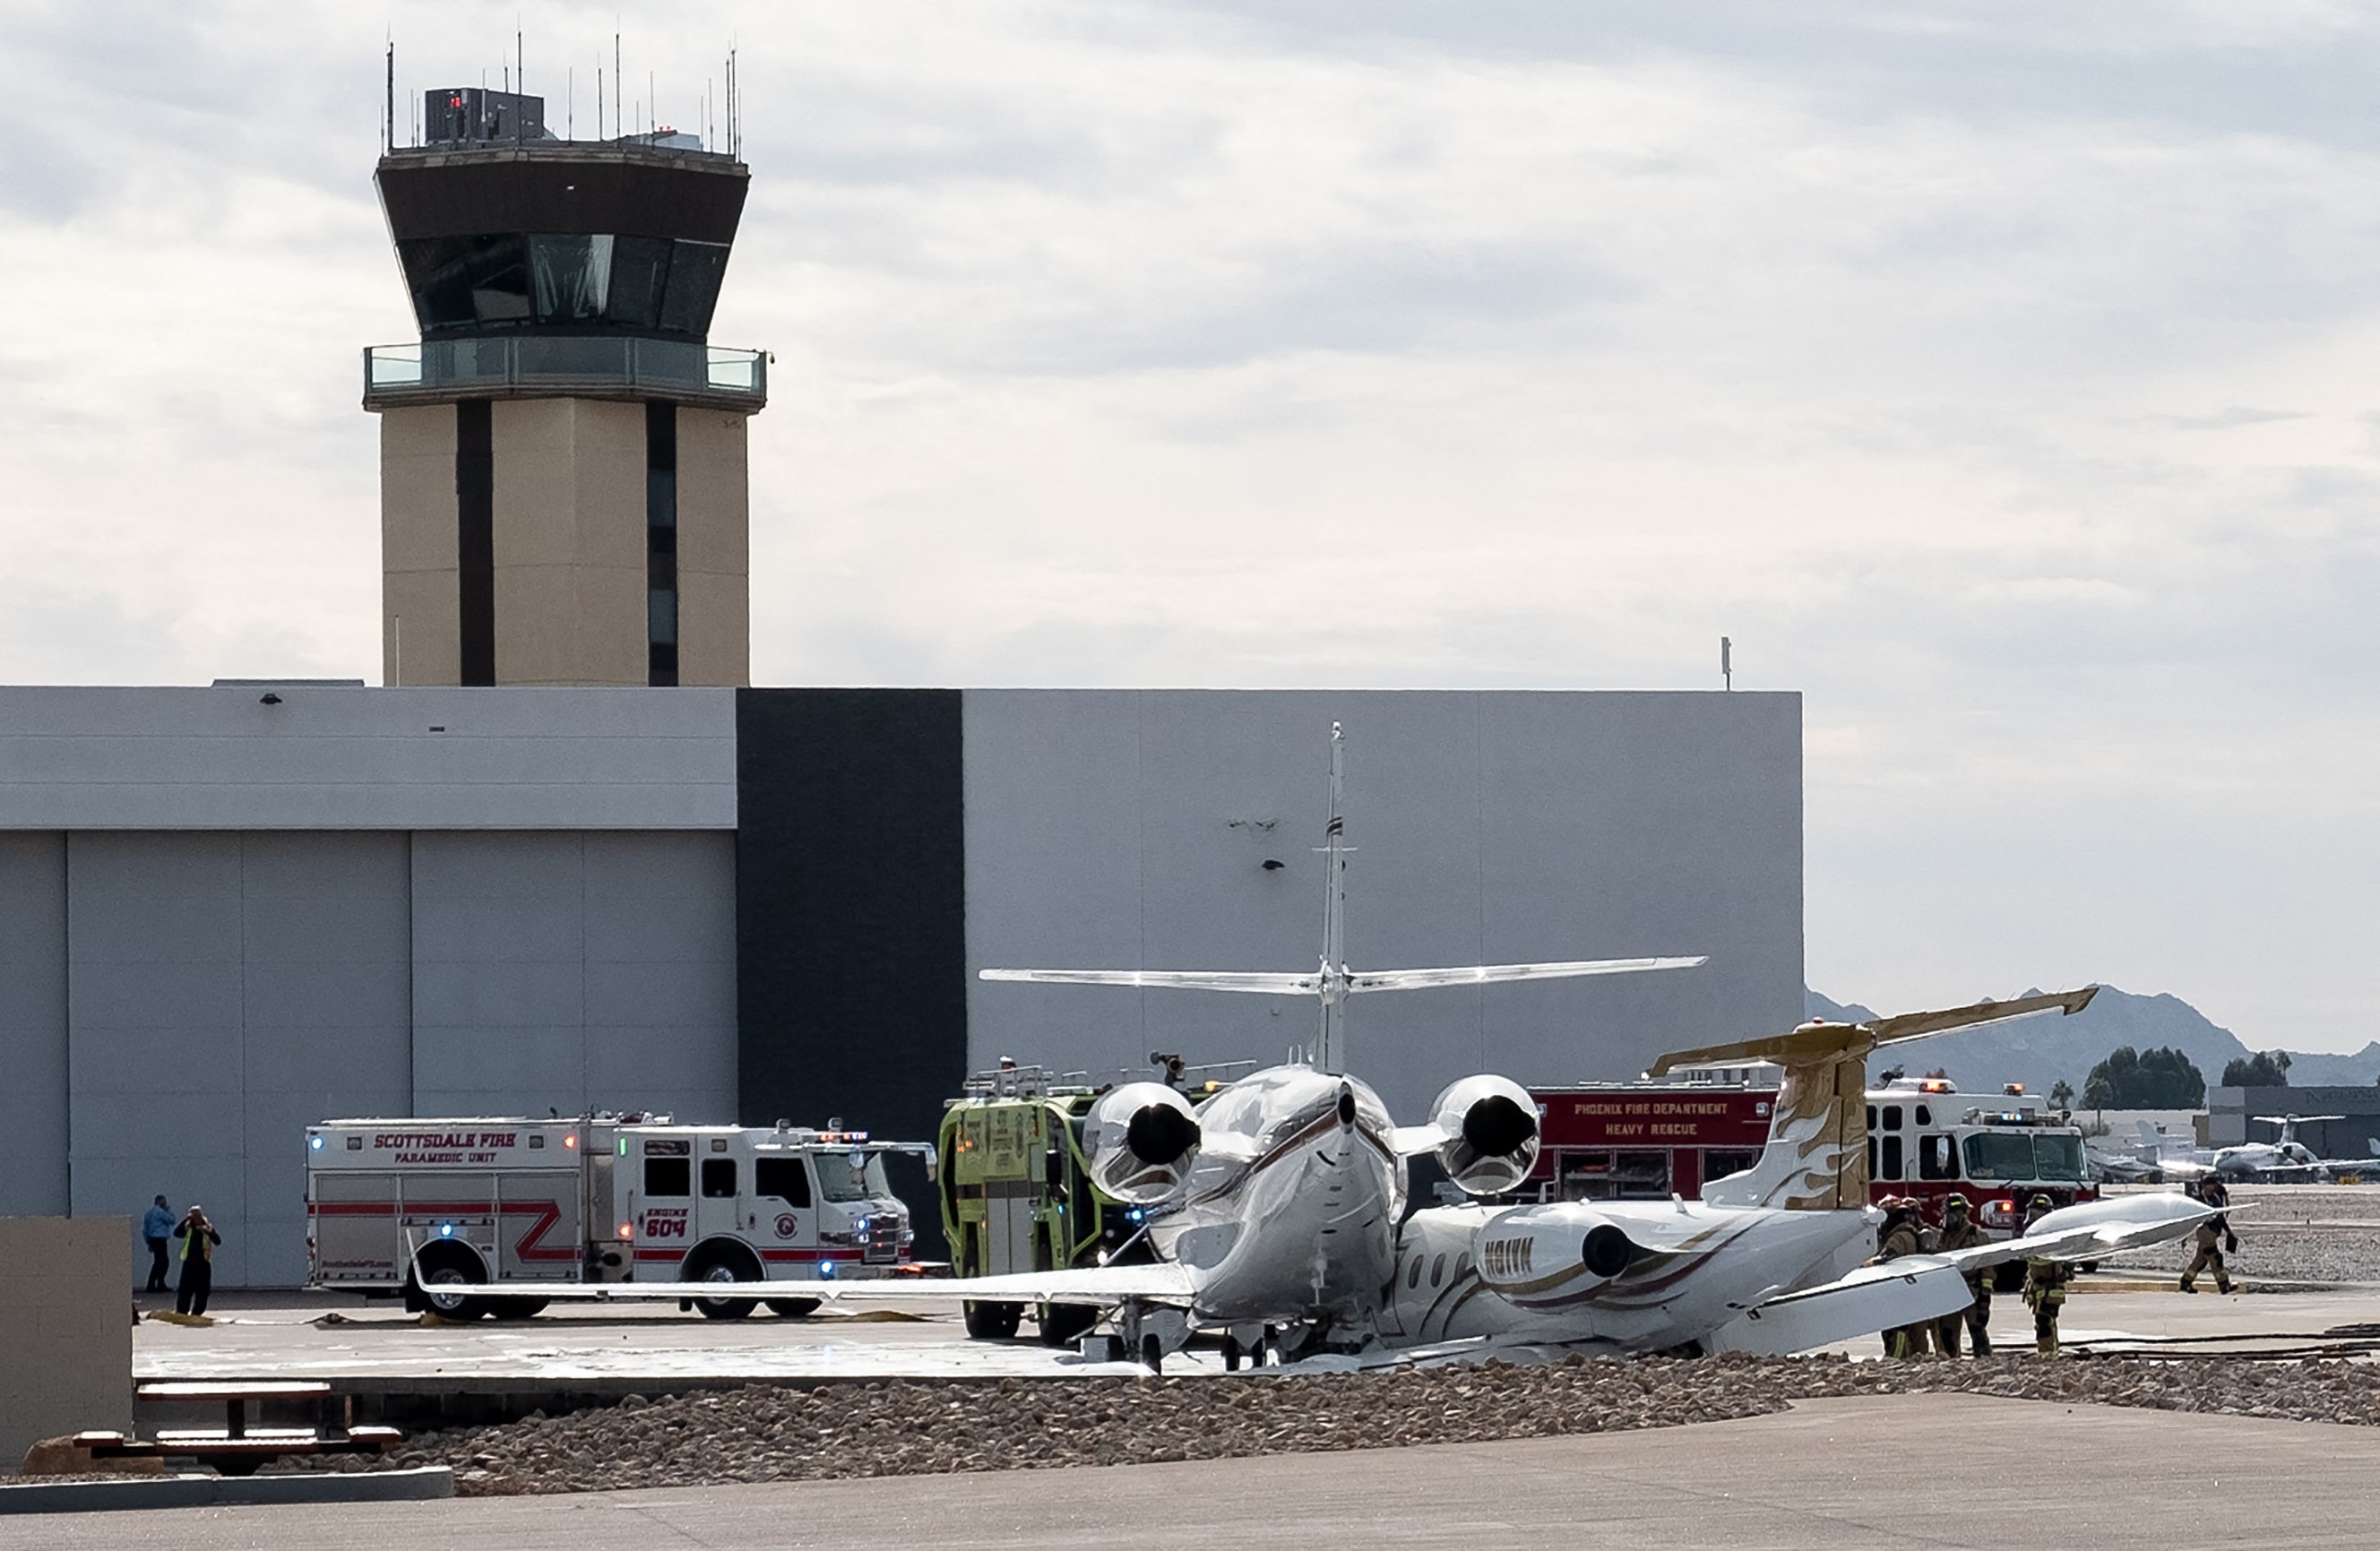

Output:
xmin=362 ymin=338 xmax=767 ymax=411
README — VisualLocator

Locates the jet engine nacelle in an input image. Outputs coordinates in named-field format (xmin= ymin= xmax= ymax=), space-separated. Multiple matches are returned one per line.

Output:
xmin=1426 ymin=1074 xmax=1542 ymax=1197
xmin=1083 ymin=1081 xmax=1203 ymax=1205
xmin=1470 ymin=1204 xmax=1638 ymax=1295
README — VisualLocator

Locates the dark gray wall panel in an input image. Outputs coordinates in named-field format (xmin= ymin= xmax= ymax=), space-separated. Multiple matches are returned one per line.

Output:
xmin=736 ymin=690 xmax=965 ymax=1249
xmin=0 ymin=834 xmax=68 ymax=1215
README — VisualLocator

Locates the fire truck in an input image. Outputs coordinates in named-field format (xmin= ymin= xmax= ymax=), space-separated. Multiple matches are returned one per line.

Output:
xmin=306 ymin=1113 xmax=934 ymax=1321
xmin=1525 ymin=1072 xmax=2096 ymax=1234
xmin=937 ymin=1057 xmax=1246 ymax=1344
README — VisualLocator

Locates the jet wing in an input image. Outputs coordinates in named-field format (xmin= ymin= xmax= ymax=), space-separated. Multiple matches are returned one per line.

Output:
xmin=1707 ymin=1261 xmax=1976 ymax=1357
xmin=1918 ymin=1193 xmax=2216 ymax=1277
xmin=461 ymin=1262 xmax=1200 ymax=1308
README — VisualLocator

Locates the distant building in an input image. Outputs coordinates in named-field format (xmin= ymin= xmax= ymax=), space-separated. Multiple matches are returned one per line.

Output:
xmin=2207 ymin=1087 xmax=2380 ymax=1157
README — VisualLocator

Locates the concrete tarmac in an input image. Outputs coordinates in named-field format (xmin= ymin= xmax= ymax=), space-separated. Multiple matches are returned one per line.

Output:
xmin=139 ymin=1284 xmax=2380 ymax=1384
xmin=8 ymin=1392 xmax=2371 ymax=1549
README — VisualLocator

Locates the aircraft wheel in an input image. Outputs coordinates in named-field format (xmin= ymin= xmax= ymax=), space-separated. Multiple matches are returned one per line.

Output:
xmin=488 ymin=1298 xmax=548 ymax=1321
xmin=766 ymin=1297 xmax=822 ymax=1318
xmin=1140 ymin=1333 xmax=1164 ymax=1374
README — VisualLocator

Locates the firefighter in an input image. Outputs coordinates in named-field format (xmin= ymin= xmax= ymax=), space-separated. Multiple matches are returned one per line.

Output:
xmin=1867 ymin=1197 xmax=1931 ymax=1357
xmin=1933 ymin=1192 xmax=1991 ymax=1356
xmin=2021 ymin=1193 xmax=2069 ymax=1357
xmin=2180 ymin=1176 xmax=2236 ymax=1294
xmin=172 ymin=1204 xmax=222 ymax=1318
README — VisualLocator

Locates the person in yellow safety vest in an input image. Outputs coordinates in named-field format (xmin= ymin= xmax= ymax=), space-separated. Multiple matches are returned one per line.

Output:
xmin=2021 ymin=1193 xmax=2070 ymax=1357
xmin=2179 ymin=1176 xmax=2236 ymax=1295
xmin=1933 ymin=1193 xmax=1991 ymax=1356
xmin=1867 ymin=1197 xmax=1932 ymax=1357
xmin=172 ymin=1204 xmax=222 ymax=1317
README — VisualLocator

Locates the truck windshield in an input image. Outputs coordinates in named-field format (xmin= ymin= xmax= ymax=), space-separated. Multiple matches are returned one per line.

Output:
xmin=2031 ymin=1133 xmax=2086 ymax=1181
xmin=1964 ymin=1131 xmax=2086 ymax=1182
xmin=815 ymin=1151 xmax=892 ymax=1202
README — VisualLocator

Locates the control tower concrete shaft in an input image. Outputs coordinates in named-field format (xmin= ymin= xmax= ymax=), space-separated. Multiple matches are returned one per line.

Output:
xmin=364 ymin=90 xmax=764 ymax=686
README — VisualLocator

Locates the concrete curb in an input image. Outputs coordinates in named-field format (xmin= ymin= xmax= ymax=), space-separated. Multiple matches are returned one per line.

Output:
xmin=0 ymin=1466 xmax=453 ymax=1514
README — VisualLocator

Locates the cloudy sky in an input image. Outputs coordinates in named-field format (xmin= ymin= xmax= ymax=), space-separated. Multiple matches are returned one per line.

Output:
xmin=3 ymin=3 xmax=2376 ymax=1049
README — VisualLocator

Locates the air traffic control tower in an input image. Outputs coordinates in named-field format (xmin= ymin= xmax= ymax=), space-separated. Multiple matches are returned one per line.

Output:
xmin=364 ymin=88 xmax=764 ymax=686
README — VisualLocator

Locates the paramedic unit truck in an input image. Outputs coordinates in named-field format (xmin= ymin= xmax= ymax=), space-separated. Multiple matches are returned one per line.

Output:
xmin=306 ymin=1114 xmax=933 ymax=1320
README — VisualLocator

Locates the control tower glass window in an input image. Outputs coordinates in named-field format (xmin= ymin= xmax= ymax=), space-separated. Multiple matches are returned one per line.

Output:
xmin=397 ymin=233 xmax=730 ymax=340
xmin=403 ymin=235 xmax=531 ymax=330
xmin=530 ymin=235 xmax=614 ymax=323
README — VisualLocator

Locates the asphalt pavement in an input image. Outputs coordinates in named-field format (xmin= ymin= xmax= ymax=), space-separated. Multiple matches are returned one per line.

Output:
xmin=9 ymin=1392 xmax=2372 ymax=1549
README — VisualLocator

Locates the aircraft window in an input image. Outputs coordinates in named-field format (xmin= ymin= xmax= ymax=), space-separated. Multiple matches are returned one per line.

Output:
xmin=1916 ymin=1104 xmax=1933 ymax=1128
xmin=701 ymin=1158 xmax=737 ymax=1199
xmin=1407 ymin=1255 xmax=1423 ymax=1290
xmin=1430 ymin=1254 xmax=1447 ymax=1288
xmin=1919 ymin=1134 xmax=1957 ymax=1181
xmin=1882 ymin=1106 xmax=1903 ymax=1132
xmin=1455 ymin=1253 xmax=1472 ymax=1279
xmin=642 ymin=1158 xmax=689 ymax=1197
xmin=755 ymin=1156 xmax=810 ymax=1208
xmin=1881 ymin=1135 xmax=1903 ymax=1180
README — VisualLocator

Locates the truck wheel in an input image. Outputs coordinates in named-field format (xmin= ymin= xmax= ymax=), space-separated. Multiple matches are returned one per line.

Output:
xmin=1039 ymin=1302 xmax=1098 ymax=1347
xmin=411 ymin=1245 xmax=493 ymax=1321
xmin=687 ymin=1250 xmax=760 ymax=1320
xmin=962 ymin=1300 xmax=1022 ymax=1340
xmin=765 ymin=1298 xmax=821 ymax=1318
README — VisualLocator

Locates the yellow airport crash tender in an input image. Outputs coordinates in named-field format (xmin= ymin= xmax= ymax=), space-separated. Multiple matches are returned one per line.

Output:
xmin=306 ymin=1113 xmax=934 ymax=1320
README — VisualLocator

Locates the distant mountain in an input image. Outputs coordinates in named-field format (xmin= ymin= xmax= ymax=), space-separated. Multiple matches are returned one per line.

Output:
xmin=1802 ymin=985 xmax=2380 ymax=1098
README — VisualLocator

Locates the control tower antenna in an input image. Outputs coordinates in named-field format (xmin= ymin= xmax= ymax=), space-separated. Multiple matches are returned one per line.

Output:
xmin=384 ymin=37 xmax=394 ymax=156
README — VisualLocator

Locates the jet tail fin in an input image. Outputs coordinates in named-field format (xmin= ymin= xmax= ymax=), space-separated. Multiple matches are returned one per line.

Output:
xmin=1651 ymin=987 xmax=2098 ymax=1211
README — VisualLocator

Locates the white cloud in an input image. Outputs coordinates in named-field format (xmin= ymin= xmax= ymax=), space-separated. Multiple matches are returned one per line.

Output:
xmin=4 ymin=2 xmax=2378 ymax=1048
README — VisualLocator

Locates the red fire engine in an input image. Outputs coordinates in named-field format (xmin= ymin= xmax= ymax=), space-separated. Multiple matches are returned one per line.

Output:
xmin=1524 ymin=1073 xmax=2095 ymax=1234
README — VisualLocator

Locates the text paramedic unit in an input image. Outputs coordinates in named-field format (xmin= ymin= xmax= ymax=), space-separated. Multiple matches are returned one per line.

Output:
xmin=306 ymin=1114 xmax=934 ymax=1319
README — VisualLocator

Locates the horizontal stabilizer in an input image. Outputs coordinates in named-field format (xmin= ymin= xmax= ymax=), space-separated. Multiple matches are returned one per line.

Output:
xmin=1648 ymin=987 xmax=2098 ymax=1076
xmin=1707 ymin=1262 xmax=1976 ymax=1357
xmin=1350 ymin=957 xmax=1706 ymax=992
xmin=1915 ymin=1193 xmax=2215 ymax=1278
xmin=979 ymin=969 xmax=1317 ymax=995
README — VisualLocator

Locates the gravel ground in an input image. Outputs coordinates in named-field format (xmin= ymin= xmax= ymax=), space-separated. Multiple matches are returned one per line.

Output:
xmin=288 ymin=1355 xmax=2380 ymax=1496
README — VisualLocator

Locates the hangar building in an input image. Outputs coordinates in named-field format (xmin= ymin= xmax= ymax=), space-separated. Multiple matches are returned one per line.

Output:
xmin=0 ymin=685 xmax=1800 ymax=1286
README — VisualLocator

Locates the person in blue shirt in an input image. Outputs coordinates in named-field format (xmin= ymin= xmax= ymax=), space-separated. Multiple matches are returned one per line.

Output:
xmin=141 ymin=1195 xmax=174 ymax=1293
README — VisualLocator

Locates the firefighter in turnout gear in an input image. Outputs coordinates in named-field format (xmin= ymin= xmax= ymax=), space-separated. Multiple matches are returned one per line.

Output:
xmin=2021 ymin=1193 xmax=2070 ymax=1357
xmin=2180 ymin=1176 xmax=2236 ymax=1295
xmin=1867 ymin=1197 xmax=1933 ymax=1357
xmin=1933 ymin=1192 xmax=1991 ymax=1356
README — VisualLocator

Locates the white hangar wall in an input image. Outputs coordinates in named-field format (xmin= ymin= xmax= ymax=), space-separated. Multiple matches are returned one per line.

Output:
xmin=961 ymin=690 xmax=1803 ymax=1122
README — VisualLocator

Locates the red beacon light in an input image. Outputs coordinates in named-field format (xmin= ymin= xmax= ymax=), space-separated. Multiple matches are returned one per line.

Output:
xmin=1919 ymin=1078 xmax=1954 ymax=1094
xmin=2003 ymin=1082 xmax=2026 ymax=1096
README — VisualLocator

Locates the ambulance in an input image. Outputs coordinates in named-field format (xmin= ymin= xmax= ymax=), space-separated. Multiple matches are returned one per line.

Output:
xmin=305 ymin=1112 xmax=935 ymax=1320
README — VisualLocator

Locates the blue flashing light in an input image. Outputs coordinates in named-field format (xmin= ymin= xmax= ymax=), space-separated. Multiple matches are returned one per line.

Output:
xmin=308 ymin=1134 xmax=324 ymax=1150
xmin=438 ymin=1222 xmax=454 ymax=1238
xmin=818 ymin=1259 xmax=837 ymax=1280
